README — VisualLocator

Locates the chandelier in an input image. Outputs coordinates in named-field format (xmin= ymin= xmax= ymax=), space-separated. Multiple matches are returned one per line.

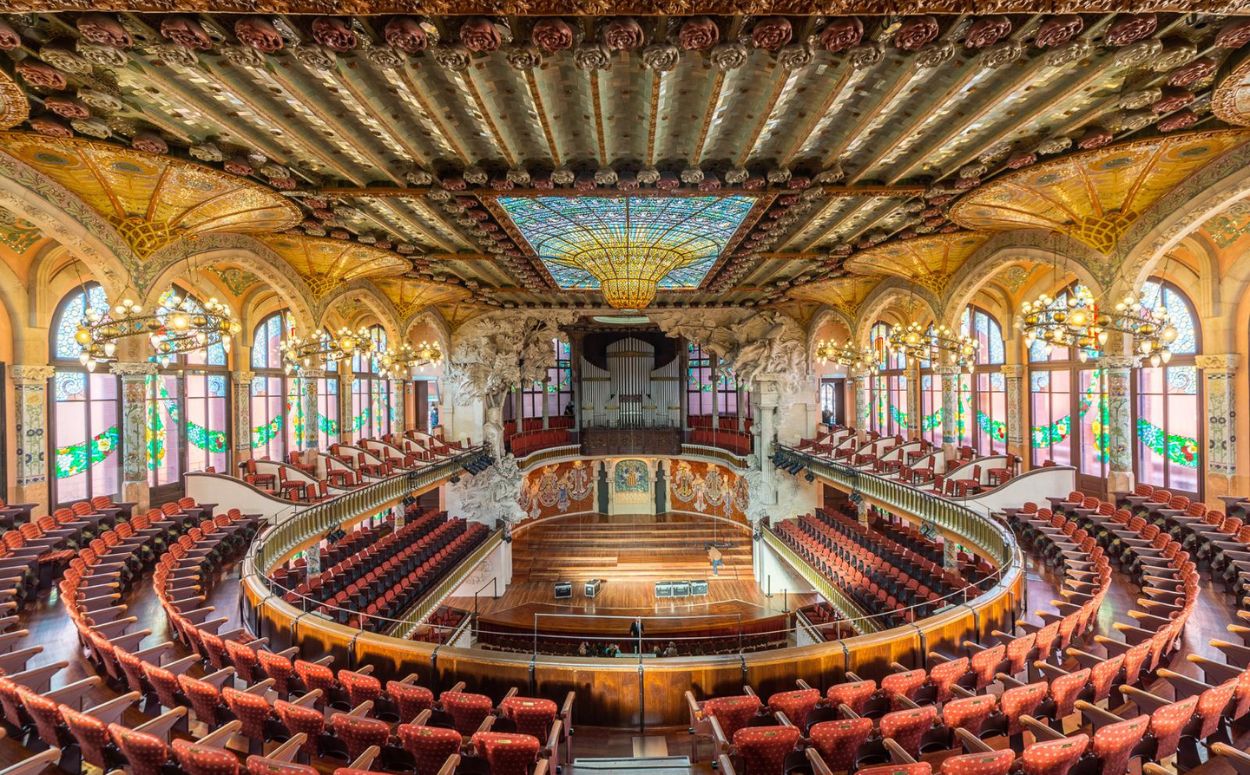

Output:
xmin=281 ymin=327 xmax=376 ymax=374
xmin=885 ymin=321 xmax=978 ymax=371
xmin=75 ymin=291 xmax=241 ymax=371
xmin=571 ymin=245 xmax=691 ymax=310
xmin=377 ymin=341 xmax=444 ymax=379
xmin=815 ymin=339 xmax=879 ymax=372
xmin=886 ymin=321 xmax=930 ymax=361
xmin=1020 ymin=285 xmax=1178 ymax=365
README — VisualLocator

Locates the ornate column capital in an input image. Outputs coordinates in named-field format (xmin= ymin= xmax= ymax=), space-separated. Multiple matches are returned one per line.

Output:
xmin=936 ymin=365 xmax=964 ymax=377
xmin=109 ymin=361 xmax=157 ymax=378
xmin=999 ymin=364 xmax=1025 ymax=378
xmin=234 ymin=370 xmax=256 ymax=385
xmin=300 ymin=369 xmax=327 ymax=380
xmin=11 ymin=364 xmax=55 ymax=384
xmin=1099 ymin=355 xmax=1137 ymax=371
xmin=1196 ymin=353 xmax=1239 ymax=372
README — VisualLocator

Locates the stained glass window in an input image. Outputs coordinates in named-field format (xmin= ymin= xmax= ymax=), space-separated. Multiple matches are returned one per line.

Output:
xmin=318 ymin=376 xmax=339 ymax=448
xmin=1135 ymin=280 xmax=1200 ymax=495
xmin=921 ymin=372 xmax=942 ymax=446
xmin=1030 ymin=369 xmax=1072 ymax=467
xmin=868 ymin=322 xmax=905 ymax=435
xmin=351 ymin=326 xmax=389 ymax=440
xmin=496 ymin=196 xmax=755 ymax=290
xmin=51 ymin=284 xmax=120 ymax=505
xmin=961 ymin=306 xmax=1005 ymax=365
xmin=687 ymin=342 xmax=714 ymax=419
xmin=251 ymin=311 xmax=291 ymax=459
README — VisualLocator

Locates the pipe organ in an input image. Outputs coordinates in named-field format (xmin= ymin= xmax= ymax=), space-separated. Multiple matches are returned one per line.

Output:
xmin=580 ymin=332 xmax=681 ymax=429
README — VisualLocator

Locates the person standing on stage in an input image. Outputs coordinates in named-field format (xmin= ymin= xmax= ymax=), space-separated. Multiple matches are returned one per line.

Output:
xmin=708 ymin=545 xmax=723 ymax=576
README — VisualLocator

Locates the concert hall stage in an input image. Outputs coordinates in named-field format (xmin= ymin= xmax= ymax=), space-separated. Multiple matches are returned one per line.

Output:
xmin=446 ymin=513 xmax=816 ymax=649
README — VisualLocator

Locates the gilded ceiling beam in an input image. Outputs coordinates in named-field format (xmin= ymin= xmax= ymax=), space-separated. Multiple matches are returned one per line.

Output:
xmin=0 ymin=1 xmax=1242 ymax=12
xmin=300 ymin=184 xmax=927 ymax=198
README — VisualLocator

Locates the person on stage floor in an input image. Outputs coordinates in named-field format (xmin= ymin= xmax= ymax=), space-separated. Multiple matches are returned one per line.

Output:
xmin=708 ymin=545 xmax=723 ymax=576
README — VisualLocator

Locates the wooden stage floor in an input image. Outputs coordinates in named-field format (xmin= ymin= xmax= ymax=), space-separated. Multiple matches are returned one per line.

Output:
xmin=446 ymin=513 xmax=818 ymax=638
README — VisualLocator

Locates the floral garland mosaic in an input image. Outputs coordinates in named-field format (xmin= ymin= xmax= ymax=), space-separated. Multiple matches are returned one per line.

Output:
xmin=55 ymin=425 xmax=119 ymax=479
xmin=251 ymin=413 xmax=284 ymax=448
xmin=145 ymin=380 xmax=227 ymax=470
xmin=1137 ymin=418 xmax=1200 ymax=466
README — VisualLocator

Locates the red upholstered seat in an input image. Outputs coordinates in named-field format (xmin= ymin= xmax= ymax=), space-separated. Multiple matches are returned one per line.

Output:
xmin=226 ymin=641 xmax=261 ymax=684
xmin=179 ymin=674 xmax=223 ymax=726
xmin=969 ymin=645 xmax=1005 ymax=690
xmin=826 ymin=680 xmax=877 ymax=716
xmin=338 ymin=669 xmax=382 ymax=707
xmin=1000 ymin=682 xmax=1049 ymax=736
xmin=1149 ymin=696 xmax=1198 ymax=761
xmin=223 ymin=687 xmax=274 ymax=743
xmin=62 ymin=705 xmax=115 ymax=771
xmin=294 ymin=660 xmax=336 ymax=698
xmin=942 ymin=694 xmax=997 ymax=737
xmin=500 ymin=696 xmax=558 ymax=741
xmin=1049 ymin=669 xmax=1091 ymax=721
xmin=1092 ymin=715 xmax=1149 ymax=775
xmin=471 ymin=731 xmax=541 ymax=775
xmin=1088 ymin=655 xmax=1124 ymax=704
xmin=733 ymin=725 xmax=801 ymax=775
xmin=258 ymin=651 xmax=295 ymax=696
xmin=398 ymin=724 xmax=463 ymax=774
xmin=767 ymin=688 xmax=820 ymax=730
xmin=442 ymin=690 xmax=494 ymax=735
xmin=857 ymin=763 xmax=932 ymax=775
xmin=388 ymin=681 xmax=435 ymax=723
xmin=929 ymin=657 xmax=970 ymax=702
xmin=1021 ymin=734 xmax=1089 ymax=775
xmin=879 ymin=705 xmax=938 ymax=759
xmin=702 ymin=695 xmax=761 ymax=741
xmin=332 ymin=712 xmax=391 ymax=761
xmin=246 ymin=756 xmax=318 ymax=775
xmin=881 ymin=669 xmax=927 ymax=708
xmin=809 ymin=717 xmax=874 ymax=772
xmin=940 ymin=749 xmax=1016 ymax=775
xmin=172 ymin=738 xmax=242 ymax=775
xmin=109 ymin=723 xmax=171 ymax=775
xmin=1195 ymin=679 xmax=1238 ymax=740
xmin=273 ymin=700 xmax=324 ymax=757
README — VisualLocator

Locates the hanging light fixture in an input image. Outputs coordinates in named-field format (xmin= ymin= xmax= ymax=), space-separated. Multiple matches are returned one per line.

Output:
xmin=280 ymin=327 xmax=376 ymax=374
xmin=815 ymin=339 xmax=879 ymax=372
xmin=1020 ymin=285 xmax=1177 ymax=365
xmin=75 ymin=290 xmax=240 ymax=371
xmin=377 ymin=341 xmax=444 ymax=379
xmin=929 ymin=323 xmax=979 ymax=372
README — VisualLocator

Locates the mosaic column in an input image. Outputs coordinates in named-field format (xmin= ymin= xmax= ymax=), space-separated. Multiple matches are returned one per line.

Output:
xmin=1103 ymin=355 xmax=1136 ymax=495
xmin=340 ymin=362 xmax=355 ymax=444
xmin=906 ymin=361 xmax=921 ymax=440
xmin=111 ymin=361 xmax=157 ymax=509
xmin=753 ymin=376 xmax=781 ymax=506
xmin=233 ymin=371 xmax=255 ymax=463
xmin=11 ymin=365 xmax=55 ymax=510
xmin=1001 ymin=364 xmax=1025 ymax=458
xmin=939 ymin=365 xmax=960 ymax=457
xmin=390 ymin=379 xmax=404 ymax=438
xmin=854 ymin=371 xmax=870 ymax=438
xmin=301 ymin=370 xmax=322 ymax=451
xmin=943 ymin=538 xmax=959 ymax=571
xmin=1197 ymin=353 xmax=1239 ymax=481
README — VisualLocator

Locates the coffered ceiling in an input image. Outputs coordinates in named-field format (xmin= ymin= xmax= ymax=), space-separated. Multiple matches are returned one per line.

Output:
xmin=1 ymin=7 xmax=1249 ymax=327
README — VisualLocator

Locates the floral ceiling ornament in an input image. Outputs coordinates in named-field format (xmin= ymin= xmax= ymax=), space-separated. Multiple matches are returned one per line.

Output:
xmin=816 ymin=17 xmax=862 ymax=52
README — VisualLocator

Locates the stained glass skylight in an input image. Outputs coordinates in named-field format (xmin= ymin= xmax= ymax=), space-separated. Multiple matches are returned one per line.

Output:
xmin=497 ymin=196 xmax=755 ymax=297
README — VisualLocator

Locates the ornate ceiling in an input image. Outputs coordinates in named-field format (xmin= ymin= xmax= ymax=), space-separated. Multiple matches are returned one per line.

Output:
xmin=0 ymin=8 xmax=1249 ymax=329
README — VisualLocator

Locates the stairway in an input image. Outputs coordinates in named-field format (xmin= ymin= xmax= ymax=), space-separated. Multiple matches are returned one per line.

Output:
xmin=511 ymin=516 xmax=752 ymax=582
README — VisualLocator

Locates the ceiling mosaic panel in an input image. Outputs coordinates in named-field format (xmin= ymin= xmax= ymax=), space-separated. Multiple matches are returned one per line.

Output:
xmin=260 ymin=235 xmax=410 ymax=299
xmin=844 ymin=232 xmax=991 ymax=295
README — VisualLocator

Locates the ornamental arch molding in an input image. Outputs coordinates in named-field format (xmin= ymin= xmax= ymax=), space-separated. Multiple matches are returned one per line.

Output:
xmin=140 ymin=234 xmax=317 ymax=336
xmin=402 ymin=306 xmax=452 ymax=355
xmin=0 ymin=148 xmax=135 ymax=299
xmin=1118 ymin=141 xmax=1250 ymax=292
xmin=317 ymin=280 xmax=402 ymax=343
xmin=854 ymin=279 xmax=940 ymax=344
xmin=941 ymin=231 xmax=1105 ymax=324
xmin=806 ymin=306 xmax=855 ymax=361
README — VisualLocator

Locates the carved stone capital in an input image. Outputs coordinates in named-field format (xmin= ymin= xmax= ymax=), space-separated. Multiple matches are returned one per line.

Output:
xmin=1196 ymin=353 xmax=1239 ymax=372
xmin=234 ymin=370 xmax=256 ymax=386
xmin=10 ymin=365 xmax=55 ymax=385
xmin=999 ymin=364 xmax=1025 ymax=378
xmin=1098 ymin=355 xmax=1137 ymax=371
xmin=300 ymin=369 xmax=327 ymax=379
xmin=109 ymin=361 xmax=158 ymax=378
xmin=936 ymin=365 xmax=964 ymax=376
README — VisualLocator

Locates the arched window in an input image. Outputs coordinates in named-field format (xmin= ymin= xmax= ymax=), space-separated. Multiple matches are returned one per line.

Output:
xmin=250 ymin=311 xmax=293 ymax=461
xmin=520 ymin=338 xmax=573 ymax=422
xmin=50 ymin=284 xmax=120 ymax=505
xmin=963 ymin=306 xmax=1007 ymax=454
xmin=868 ymin=322 xmax=906 ymax=436
xmin=147 ymin=286 xmax=230 ymax=494
xmin=351 ymin=325 xmax=390 ymax=439
xmin=315 ymin=329 xmax=339 ymax=448
xmin=1026 ymin=283 xmax=1108 ymax=491
xmin=1134 ymin=279 xmax=1201 ymax=496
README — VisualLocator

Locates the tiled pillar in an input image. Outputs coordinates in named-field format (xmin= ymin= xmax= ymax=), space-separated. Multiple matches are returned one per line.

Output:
xmin=854 ymin=371 xmax=870 ymax=438
xmin=391 ymin=379 xmax=404 ymax=437
xmin=11 ymin=365 xmax=56 ymax=511
xmin=1001 ymin=363 xmax=1025 ymax=463
xmin=301 ymin=370 xmax=322 ymax=450
xmin=1103 ymin=355 xmax=1136 ymax=496
xmin=939 ymin=365 xmax=960 ymax=457
xmin=233 ymin=370 xmax=255 ymax=465
xmin=1197 ymin=353 xmax=1238 ymax=483
xmin=906 ymin=362 xmax=921 ymax=440
xmin=112 ymin=361 xmax=157 ymax=510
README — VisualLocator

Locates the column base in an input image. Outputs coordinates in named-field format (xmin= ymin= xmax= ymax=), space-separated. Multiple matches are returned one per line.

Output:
xmin=1107 ymin=470 xmax=1135 ymax=496
xmin=12 ymin=482 xmax=49 ymax=515
xmin=122 ymin=480 xmax=150 ymax=512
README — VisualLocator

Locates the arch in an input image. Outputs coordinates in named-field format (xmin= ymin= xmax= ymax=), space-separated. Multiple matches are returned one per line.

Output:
xmin=854 ymin=278 xmax=939 ymax=345
xmin=806 ymin=305 xmax=856 ymax=364
xmin=317 ymin=280 xmax=401 ymax=344
xmin=0 ymin=149 xmax=136 ymax=298
xmin=141 ymin=235 xmax=316 ymax=335
xmin=941 ymin=231 xmax=1105 ymax=323
xmin=1119 ymin=140 xmax=1250 ymax=290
